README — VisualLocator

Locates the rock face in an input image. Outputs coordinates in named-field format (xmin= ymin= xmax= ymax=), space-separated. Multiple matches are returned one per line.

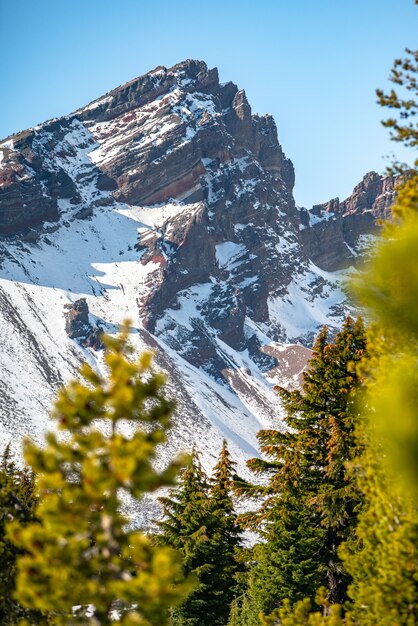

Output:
xmin=64 ymin=298 xmax=104 ymax=350
xmin=0 ymin=60 xmax=396 ymax=472
xmin=299 ymin=172 xmax=396 ymax=270
xmin=0 ymin=129 xmax=77 ymax=234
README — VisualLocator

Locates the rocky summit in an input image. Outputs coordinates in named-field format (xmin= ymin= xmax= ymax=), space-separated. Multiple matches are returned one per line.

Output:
xmin=0 ymin=60 xmax=395 ymax=474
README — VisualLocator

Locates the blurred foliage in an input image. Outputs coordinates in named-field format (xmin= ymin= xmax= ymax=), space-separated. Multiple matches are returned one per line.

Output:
xmin=339 ymin=171 xmax=418 ymax=624
xmin=0 ymin=446 xmax=45 ymax=624
xmin=260 ymin=590 xmax=350 ymax=626
xmin=354 ymin=173 xmax=418 ymax=499
xmin=8 ymin=323 xmax=192 ymax=625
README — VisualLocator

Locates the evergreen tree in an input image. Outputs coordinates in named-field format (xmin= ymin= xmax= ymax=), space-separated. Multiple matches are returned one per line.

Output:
xmin=235 ymin=317 xmax=366 ymax=619
xmin=8 ymin=324 xmax=191 ymax=625
xmin=260 ymin=28 xmax=418 ymax=622
xmin=209 ymin=440 xmax=243 ymax=622
xmin=158 ymin=453 xmax=215 ymax=626
xmin=0 ymin=446 xmax=44 ymax=625
xmin=158 ymin=443 xmax=242 ymax=626
xmin=259 ymin=594 xmax=348 ymax=626
xmin=307 ymin=318 xmax=367 ymax=603
xmin=227 ymin=598 xmax=242 ymax=626
xmin=376 ymin=46 xmax=418 ymax=170
xmin=228 ymin=593 xmax=259 ymax=626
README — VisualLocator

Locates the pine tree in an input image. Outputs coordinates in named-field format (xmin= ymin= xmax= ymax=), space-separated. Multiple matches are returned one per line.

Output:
xmin=235 ymin=318 xmax=366 ymax=619
xmin=8 ymin=324 xmax=191 ymax=625
xmin=0 ymin=446 xmax=44 ymax=625
xmin=376 ymin=47 xmax=418 ymax=170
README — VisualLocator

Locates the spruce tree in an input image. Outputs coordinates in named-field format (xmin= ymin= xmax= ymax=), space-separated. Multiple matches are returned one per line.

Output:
xmin=158 ymin=452 xmax=215 ymax=626
xmin=158 ymin=443 xmax=243 ymax=626
xmin=8 ymin=325 xmax=191 ymax=625
xmin=235 ymin=317 xmax=366 ymax=619
xmin=209 ymin=440 xmax=243 ymax=623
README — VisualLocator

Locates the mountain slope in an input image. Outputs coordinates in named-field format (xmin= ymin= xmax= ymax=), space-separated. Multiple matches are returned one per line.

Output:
xmin=0 ymin=60 xmax=395 ymax=474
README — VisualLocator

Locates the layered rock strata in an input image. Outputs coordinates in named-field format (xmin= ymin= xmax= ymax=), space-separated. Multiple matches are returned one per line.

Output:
xmin=298 ymin=171 xmax=396 ymax=270
xmin=0 ymin=60 xmax=394 ymax=384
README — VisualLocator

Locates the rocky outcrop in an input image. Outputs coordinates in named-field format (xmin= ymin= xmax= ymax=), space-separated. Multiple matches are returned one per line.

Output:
xmin=299 ymin=172 xmax=397 ymax=271
xmin=0 ymin=117 xmax=118 ymax=236
xmin=0 ymin=130 xmax=78 ymax=235
xmin=319 ymin=171 xmax=395 ymax=219
xmin=64 ymin=299 xmax=104 ymax=350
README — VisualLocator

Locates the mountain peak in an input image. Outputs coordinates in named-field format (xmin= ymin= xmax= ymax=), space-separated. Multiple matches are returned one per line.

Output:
xmin=0 ymin=59 xmax=396 ymax=473
xmin=73 ymin=59 xmax=220 ymax=125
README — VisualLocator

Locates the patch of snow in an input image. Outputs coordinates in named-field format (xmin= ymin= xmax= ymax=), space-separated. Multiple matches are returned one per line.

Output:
xmin=235 ymin=178 xmax=258 ymax=199
xmin=233 ymin=156 xmax=251 ymax=173
xmin=356 ymin=233 xmax=376 ymax=253
xmin=126 ymin=201 xmax=201 ymax=231
xmin=237 ymin=275 xmax=259 ymax=289
xmin=215 ymin=242 xmax=247 ymax=269
xmin=82 ymin=95 xmax=113 ymax=112
xmin=275 ymin=235 xmax=299 ymax=253
xmin=0 ymin=139 xmax=15 ymax=150
xmin=149 ymin=67 xmax=166 ymax=77
xmin=308 ymin=210 xmax=335 ymax=227
xmin=267 ymin=262 xmax=348 ymax=340
xmin=157 ymin=282 xmax=214 ymax=332
xmin=344 ymin=241 xmax=357 ymax=256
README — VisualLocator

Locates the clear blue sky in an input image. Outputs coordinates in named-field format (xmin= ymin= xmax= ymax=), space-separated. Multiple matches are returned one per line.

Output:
xmin=1 ymin=0 xmax=417 ymax=207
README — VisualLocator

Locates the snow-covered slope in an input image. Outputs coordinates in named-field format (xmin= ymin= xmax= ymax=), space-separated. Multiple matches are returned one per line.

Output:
xmin=0 ymin=200 xmax=149 ymax=436
xmin=0 ymin=60 xmax=393 ymax=476
xmin=0 ymin=197 xmax=289 ymax=474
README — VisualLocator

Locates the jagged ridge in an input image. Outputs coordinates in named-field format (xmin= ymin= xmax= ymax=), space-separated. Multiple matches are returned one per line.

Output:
xmin=0 ymin=60 xmax=396 ymax=476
